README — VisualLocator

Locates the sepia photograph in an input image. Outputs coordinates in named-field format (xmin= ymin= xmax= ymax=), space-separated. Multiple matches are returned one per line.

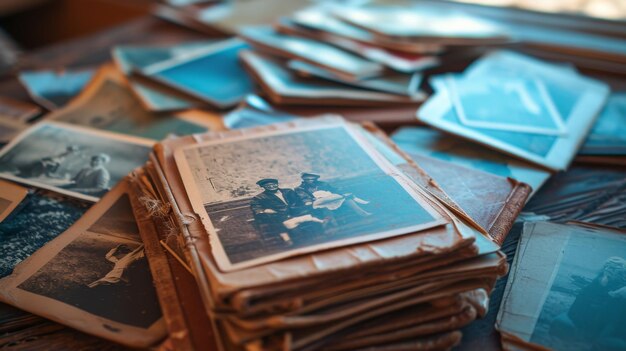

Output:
xmin=0 ymin=122 xmax=154 ymax=202
xmin=0 ymin=183 xmax=164 ymax=348
xmin=175 ymin=122 xmax=446 ymax=271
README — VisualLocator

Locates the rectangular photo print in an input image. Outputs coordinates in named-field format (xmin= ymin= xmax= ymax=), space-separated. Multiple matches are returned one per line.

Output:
xmin=0 ymin=181 xmax=165 ymax=348
xmin=497 ymin=222 xmax=626 ymax=351
xmin=175 ymin=121 xmax=447 ymax=271
xmin=0 ymin=122 xmax=154 ymax=202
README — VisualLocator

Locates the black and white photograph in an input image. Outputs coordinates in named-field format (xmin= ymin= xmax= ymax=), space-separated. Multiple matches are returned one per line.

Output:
xmin=0 ymin=122 xmax=154 ymax=202
xmin=497 ymin=222 xmax=626 ymax=351
xmin=175 ymin=122 xmax=446 ymax=271
xmin=0 ymin=183 xmax=165 ymax=348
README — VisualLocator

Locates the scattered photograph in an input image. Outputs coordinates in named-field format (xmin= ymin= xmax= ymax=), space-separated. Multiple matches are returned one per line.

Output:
xmin=0 ymin=179 xmax=28 ymax=223
xmin=530 ymin=229 xmax=626 ymax=350
xmin=175 ymin=122 xmax=446 ymax=271
xmin=0 ymin=122 xmax=153 ymax=202
xmin=45 ymin=66 xmax=212 ymax=140
xmin=448 ymin=74 xmax=566 ymax=135
xmin=0 ymin=183 xmax=164 ymax=347
xmin=141 ymin=38 xmax=253 ymax=108
xmin=18 ymin=68 xmax=95 ymax=110
xmin=498 ymin=222 xmax=626 ymax=351
xmin=580 ymin=92 xmax=626 ymax=156
xmin=418 ymin=51 xmax=610 ymax=171
xmin=113 ymin=41 xmax=215 ymax=111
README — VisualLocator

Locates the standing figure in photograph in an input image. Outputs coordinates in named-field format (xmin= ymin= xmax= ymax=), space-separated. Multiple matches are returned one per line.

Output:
xmin=250 ymin=178 xmax=300 ymax=246
xmin=87 ymin=244 xmax=145 ymax=288
xmin=67 ymin=153 xmax=111 ymax=196
xmin=295 ymin=173 xmax=372 ymax=221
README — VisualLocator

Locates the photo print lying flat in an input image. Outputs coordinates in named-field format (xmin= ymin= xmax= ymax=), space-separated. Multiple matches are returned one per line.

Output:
xmin=174 ymin=120 xmax=447 ymax=271
xmin=497 ymin=222 xmax=626 ymax=351
xmin=0 ymin=122 xmax=153 ymax=202
xmin=0 ymin=181 xmax=165 ymax=347
xmin=44 ymin=65 xmax=219 ymax=140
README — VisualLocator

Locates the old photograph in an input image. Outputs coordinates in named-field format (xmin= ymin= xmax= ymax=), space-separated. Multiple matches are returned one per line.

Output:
xmin=175 ymin=122 xmax=446 ymax=271
xmin=530 ymin=230 xmax=626 ymax=351
xmin=0 ymin=179 xmax=28 ymax=223
xmin=0 ymin=183 xmax=164 ymax=347
xmin=46 ymin=66 xmax=214 ymax=140
xmin=0 ymin=122 xmax=153 ymax=202
xmin=498 ymin=222 xmax=626 ymax=351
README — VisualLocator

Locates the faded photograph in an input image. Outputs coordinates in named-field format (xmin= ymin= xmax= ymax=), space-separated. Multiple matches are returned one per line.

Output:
xmin=49 ymin=69 xmax=209 ymax=140
xmin=530 ymin=234 xmax=626 ymax=351
xmin=17 ymin=194 xmax=161 ymax=329
xmin=179 ymin=125 xmax=441 ymax=268
xmin=0 ymin=123 xmax=152 ymax=201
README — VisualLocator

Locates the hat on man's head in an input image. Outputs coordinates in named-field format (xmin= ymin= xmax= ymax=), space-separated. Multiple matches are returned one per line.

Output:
xmin=257 ymin=178 xmax=278 ymax=186
xmin=301 ymin=172 xmax=320 ymax=179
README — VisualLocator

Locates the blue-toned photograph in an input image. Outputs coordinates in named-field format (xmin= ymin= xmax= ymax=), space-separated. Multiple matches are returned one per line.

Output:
xmin=180 ymin=125 xmax=442 ymax=267
xmin=530 ymin=233 xmax=626 ymax=351
xmin=451 ymin=75 xmax=564 ymax=133
xmin=144 ymin=39 xmax=253 ymax=108
xmin=580 ymin=93 xmax=626 ymax=156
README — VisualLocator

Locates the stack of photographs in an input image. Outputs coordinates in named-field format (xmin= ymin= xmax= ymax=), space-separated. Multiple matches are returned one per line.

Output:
xmin=126 ymin=117 xmax=531 ymax=350
xmin=229 ymin=2 xmax=515 ymax=108
xmin=418 ymin=50 xmax=610 ymax=172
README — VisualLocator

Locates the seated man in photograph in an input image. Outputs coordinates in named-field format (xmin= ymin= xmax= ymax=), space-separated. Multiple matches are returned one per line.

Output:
xmin=250 ymin=178 xmax=301 ymax=246
xmin=295 ymin=173 xmax=371 ymax=222
xmin=66 ymin=153 xmax=111 ymax=196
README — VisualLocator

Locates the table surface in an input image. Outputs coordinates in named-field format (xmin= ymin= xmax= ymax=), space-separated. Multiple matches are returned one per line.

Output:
xmin=0 ymin=12 xmax=625 ymax=351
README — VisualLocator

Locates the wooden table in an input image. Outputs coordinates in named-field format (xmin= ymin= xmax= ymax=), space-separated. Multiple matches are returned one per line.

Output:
xmin=1 ymin=11 xmax=625 ymax=351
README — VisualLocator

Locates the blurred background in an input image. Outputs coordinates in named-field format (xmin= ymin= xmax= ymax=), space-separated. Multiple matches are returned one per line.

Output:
xmin=0 ymin=0 xmax=624 ymax=51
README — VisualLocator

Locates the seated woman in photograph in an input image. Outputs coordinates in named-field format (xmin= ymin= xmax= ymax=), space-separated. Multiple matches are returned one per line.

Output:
xmin=295 ymin=172 xmax=371 ymax=219
xmin=66 ymin=153 xmax=111 ymax=195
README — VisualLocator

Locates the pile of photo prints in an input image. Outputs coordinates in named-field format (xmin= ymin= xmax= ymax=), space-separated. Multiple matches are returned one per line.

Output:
xmin=0 ymin=1 xmax=625 ymax=351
